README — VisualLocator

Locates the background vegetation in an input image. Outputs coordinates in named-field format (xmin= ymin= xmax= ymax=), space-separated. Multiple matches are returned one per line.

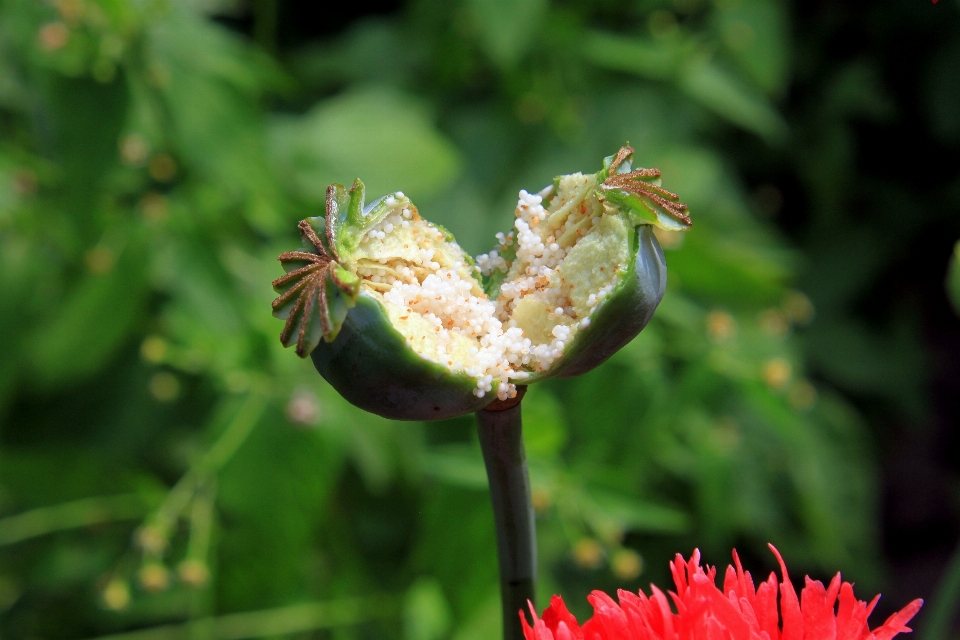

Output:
xmin=1 ymin=0 xmax=959 ymax=638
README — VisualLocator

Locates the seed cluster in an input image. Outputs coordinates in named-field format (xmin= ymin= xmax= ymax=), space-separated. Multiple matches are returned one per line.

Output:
xmin=355 ymin=179 xmax=621 ymax=401
xmin=493 ymin=183 xmax=609 ymax=328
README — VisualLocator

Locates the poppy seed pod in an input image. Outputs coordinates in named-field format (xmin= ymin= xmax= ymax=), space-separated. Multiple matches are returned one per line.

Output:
xmin=272 ymin=146 xmax=690 ymax=420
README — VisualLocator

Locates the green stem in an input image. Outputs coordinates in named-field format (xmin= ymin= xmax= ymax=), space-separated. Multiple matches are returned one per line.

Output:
xmin=475 ymin=391 xmax=536 ymax=640
xmin=186 ymin=479 xmax=216 ymax=563
xmin=201 ymin=394 xmax=268 ymax=473
xmin=143 ymin=394 xmax=266 ymax=555
xmin=0 ymin=493 xmax=149 ymax=547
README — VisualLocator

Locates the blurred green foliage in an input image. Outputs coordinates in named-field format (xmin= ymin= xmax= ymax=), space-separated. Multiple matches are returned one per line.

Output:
xmin=949 ymin=242 xmax=960 ymax=316
xmin=0 ymin=0 xmax=956 ymax=638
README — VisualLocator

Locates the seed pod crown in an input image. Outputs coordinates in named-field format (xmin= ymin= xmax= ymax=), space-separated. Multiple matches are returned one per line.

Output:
xmin=272 ymin=146 xmax=690 ymax=420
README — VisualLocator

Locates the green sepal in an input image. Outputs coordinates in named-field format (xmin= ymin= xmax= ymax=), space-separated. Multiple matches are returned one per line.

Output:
xmin=325 ymin=265 xmax=362 ymax=341
xmin=318 ymin=179 xmax=415 ymax=259
xmin=599 ymin=150 xmax=633 ymax=181
xmin=604 ymin=188 xmax=690 ymax=231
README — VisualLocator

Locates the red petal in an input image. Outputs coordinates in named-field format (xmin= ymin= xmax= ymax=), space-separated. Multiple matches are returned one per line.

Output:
xmin=738 ymin=596 xmax=762 ymax=632
xmin=836 ymin=583 xmax=868 ymax=640
xmin=521 ymin=600 xmax=540 ymax=640
xmin=826 ymin=574 xmax=842 ymax=611
xmin=755 ymin=575 xmax=781 ymax=640
xmin=706 ymin=616 xmax=727 ymax=640
xmin=770 ymin=544 xmax=803 ymax=640
xmin=651 ymin=584 xmax=678 ymax=640
xmin=724 ymin=565 xmax=739 ymax=598
xmin=733 ymin=550 xmax=757 ymax=602
xmin=556 ymin=621 xmax=576 ymax=640
xmin=696 ymin=573 xmax=753 ymax=640
xmin=801 ymin=576 xmax=836 ymax=640
xmin=670 ymin=557 xmax=685 ymax=596
xmin=544 ymin=595 xmax=584 ymax=640
xmin=869 ymin=599 xmax=922 ymax=640
xmin=619 ymin=589 xmax=657 ymax=639
xmin=586 ymin=591 xmax=626 ymax=640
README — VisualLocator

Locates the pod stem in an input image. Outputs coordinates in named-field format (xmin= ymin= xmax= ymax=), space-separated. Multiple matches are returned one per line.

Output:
xmin=475 ymin=387 xmax=535 ymax=640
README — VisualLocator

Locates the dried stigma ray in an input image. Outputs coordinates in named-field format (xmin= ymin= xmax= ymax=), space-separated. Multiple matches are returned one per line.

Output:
xmin=603 ymin=145 xmax=691 ymax=226
xmin=272 ymin=188 xmax=361 ymax=357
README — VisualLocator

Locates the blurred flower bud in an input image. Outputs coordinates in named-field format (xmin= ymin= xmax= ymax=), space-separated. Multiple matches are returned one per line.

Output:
xmin=138 ymin=563 xmax=170 ymax=593
xmin=38 ymin=22 xmax=69 ymax=51
xmin=119 ymin=133 xmax=150 ymax=166
xmin=148 ymin=372 xmax=180 ymax=402
xmin=177 ymin=560 xmax=210 ymax=588
xmin=286 ymin=388 xmax=321 ymax=427
xmin=135 ymin=524 xmax=168 ymax=555
xmin=782 ymin=290 xmax=815 ymax=325
xmin=758 ymin=309 xmax=789 ymax=337
xmin=762 ymin=358 xmax=792 ymax=390
xmin=148 ymin=154 xmax=177 ymax=182
xmin=101 ymin=578 xmax=130 ymax=610
xmin=610 ymin=548 xmax=643 ymax=580
xmin=572 ymin=539 xmax=605 ymax=570
xmin=531 ymin=487 xmax=552 ymax=514
xmin=706 ymin=310 xmax=737 ymax=342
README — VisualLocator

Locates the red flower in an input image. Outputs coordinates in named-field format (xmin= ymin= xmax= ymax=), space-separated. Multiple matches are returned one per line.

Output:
xmin=521 ymin=545 xmax=922 ymax=640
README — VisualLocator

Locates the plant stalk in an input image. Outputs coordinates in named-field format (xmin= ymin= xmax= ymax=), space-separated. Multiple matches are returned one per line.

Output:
xmin=476 ymin=387 xmax=535 ymax=640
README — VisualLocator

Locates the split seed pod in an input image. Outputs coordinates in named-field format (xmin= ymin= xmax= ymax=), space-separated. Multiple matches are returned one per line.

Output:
xmin=272 ymin=146 xmax=690 ymax=420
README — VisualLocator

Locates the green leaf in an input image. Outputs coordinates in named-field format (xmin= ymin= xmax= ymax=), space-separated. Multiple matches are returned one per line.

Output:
xmin=269 ymin=87 xmax=462 ymax=203
xmin=404 ymin=577 xmax=452 ymax=640
xmin=217 ymin=412 xmax=343 ymax=610
xmin=522 ymin=386 xmax=568 ymax=459
xmin=581 ymin=31 xmax=787 ymax=144
xmin=27 ymin=243 xmax=148 ymax=388
xmin=713 ymin=0 xmax=790 ymax=96
xmin=581 ymin=31 xmax=688 ymax=81
xmin=677 ymin=56 xmax=788 ymax=144
xmin=146 ymin=9 xmax=285 ymax=232
xmin=421 ymin=446 xmax=488 ymax=489
xmin=586 ymin=488 xmax=690 ymax=534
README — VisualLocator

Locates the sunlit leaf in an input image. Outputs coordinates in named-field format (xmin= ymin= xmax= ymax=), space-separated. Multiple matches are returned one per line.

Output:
xmin=26 ymin=243 xmax=148 ymax=388
xmin=713 ymin=0 xmax=790 ymax=96
xmin=677 ymin=56 xmax=788 ymax=144
xmin=404 ymin=577 xmax=452 ymax=640
xmin=269 ymin=87 xmax=462 ymax=202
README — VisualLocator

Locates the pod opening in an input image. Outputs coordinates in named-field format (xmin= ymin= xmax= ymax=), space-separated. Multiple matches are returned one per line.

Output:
xmin=347 ymin=173 xmax=631 ymax=401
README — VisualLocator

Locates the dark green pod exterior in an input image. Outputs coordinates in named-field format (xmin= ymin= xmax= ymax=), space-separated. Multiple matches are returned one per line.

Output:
xmin=311 ymin=295 xmax=493 ymax=420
